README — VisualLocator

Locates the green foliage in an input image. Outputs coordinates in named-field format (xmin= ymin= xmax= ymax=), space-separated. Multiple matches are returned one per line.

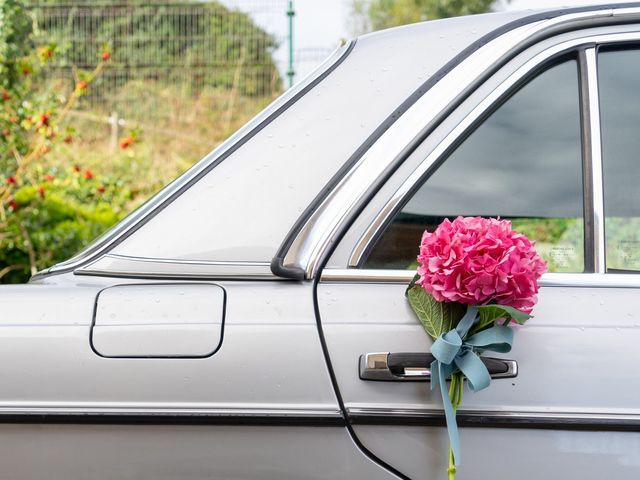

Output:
xmin=1 ymin=169 xmax=126 ymax=283
xmin=406 ymin=285 xmax=531 ymax=339
xmin=510 ymin=217 xmax=584 ymax=273
xmin=0 ymin=0 xmax=281 ymax=284
xmin=0 ymin=0 xmax=118 ymax=283
xmin=0 ymin=0 xmax=32 ymax=90
xmin=468 ymin=303 xmax=531 ymax=336
xmin=352 ymin=0 xmax=501 ymax=32
xmin=27 ymin=0 xmax=281 ymax=99
xmin=406 ymin=285 xmax=465 ymax=339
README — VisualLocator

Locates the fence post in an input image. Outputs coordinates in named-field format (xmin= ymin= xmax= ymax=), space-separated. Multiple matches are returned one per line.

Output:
xmin=108 ymin=112 xmax=119 ymax=151
xmin=287 ymin=0 xmax=295 ymax=87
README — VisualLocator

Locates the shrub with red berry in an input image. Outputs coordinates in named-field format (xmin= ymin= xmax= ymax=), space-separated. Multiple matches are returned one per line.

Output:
xmin=0 ymin=0 xmax=122 ymax=284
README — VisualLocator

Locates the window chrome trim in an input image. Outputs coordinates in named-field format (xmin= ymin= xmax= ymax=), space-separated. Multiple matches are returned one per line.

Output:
xmin=279 ymin=8 xmax=637 ymax=279
xmin=585 ymin=47 xmax=607 ymax=273
xmin=321 ymin=269 xmax=640 ymax=288
xmin=35 ymin=41 xmax=355 ymax=279
xmin=74 ymin=254 xmax=275 ymax=280
xmin=348 ymin=30 xmax=640 ymax=271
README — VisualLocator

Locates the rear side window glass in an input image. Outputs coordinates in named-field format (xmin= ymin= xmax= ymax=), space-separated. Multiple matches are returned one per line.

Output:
xmin=599 ymin=48 xmax=640 ymax=272
xmin=363 ymin=60 xmax=585 ymax=272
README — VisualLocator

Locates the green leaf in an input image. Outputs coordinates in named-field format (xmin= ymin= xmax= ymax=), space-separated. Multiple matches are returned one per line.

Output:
xmin=405 ymin=272 xmax=421 ymax=296
xmin=472 ymin=304 xmax=532 ymax=335
xmin=406 ymin=286 xmax=465 ymax=339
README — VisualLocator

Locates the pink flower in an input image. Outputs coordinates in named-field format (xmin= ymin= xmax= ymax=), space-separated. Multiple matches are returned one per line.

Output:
xmin=417 ymin=216 xmax=547 ymax=313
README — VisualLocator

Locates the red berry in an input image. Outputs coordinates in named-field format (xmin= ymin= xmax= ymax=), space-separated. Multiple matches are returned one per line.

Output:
xmin=119 ymin=136 xmax=134 ymax=149
xmin=6 ymin=176 xmax=16 ymax=185
xmin=38 ymin=186 xmax=46 ymax=198
xmin=97 ymin=185 xmax=106 ymax=193
xmin=8 ymin=198 xmax=18 ymax=211
xmin=45 ymin=174 xmax=54 ymax=182
xmin=84 ymin=169 xmax=94 ymax=180
xmin=101 ymin=51 xmax=111 ymax=61
xmin=76 ymin=80 xmax=88 ymax=91
xmin=37 ymin=113 xmax=50 ymax=127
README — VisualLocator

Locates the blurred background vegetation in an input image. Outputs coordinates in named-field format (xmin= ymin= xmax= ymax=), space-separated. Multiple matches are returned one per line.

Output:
xmin=1 ymin=0 xmax=500 ymax=283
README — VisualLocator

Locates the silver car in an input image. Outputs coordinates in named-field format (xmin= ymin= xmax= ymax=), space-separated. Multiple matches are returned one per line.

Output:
xmin=4 ymin=3 xmax=640 ymax=479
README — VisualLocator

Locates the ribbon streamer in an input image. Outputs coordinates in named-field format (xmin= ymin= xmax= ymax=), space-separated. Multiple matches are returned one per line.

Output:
xmin=430 ymin=306 xmax=514 ymax=466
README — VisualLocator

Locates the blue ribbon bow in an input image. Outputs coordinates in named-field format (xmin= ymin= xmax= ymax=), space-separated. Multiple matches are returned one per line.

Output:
xmin=430 ymin=306 xmax=514 ymax=466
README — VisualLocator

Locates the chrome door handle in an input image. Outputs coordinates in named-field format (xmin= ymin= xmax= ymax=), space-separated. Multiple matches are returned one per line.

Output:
xmin=359 ymin=352 xmax=517 ymax=382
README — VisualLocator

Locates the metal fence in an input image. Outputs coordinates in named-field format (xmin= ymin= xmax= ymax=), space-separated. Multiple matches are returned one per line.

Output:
xmin=27 ymin=0 xmax=289 ymax=123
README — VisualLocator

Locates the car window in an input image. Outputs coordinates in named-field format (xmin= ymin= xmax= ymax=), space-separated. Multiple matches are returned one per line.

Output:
xmin=363 ymin=59 xmax=585 ymax=272
xmin=599 ymin=47 xmax=640 ymax=272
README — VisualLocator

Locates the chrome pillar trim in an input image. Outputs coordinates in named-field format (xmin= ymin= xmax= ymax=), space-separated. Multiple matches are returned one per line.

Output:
xmin=585 ymin=47 xmax=607 ymax=273
xmin=321 ymin=269 xmax=640 ymax=288
xmin=281 ymin=8 xmax=633 ymax=279
xmin=38 ymin=41 xmax=355 ymax=278
xmin=613 ymin=5 xmax=640 ymax=18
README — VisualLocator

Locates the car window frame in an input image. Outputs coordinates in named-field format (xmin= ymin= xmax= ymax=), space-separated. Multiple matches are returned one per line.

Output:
xmin=595 ymin=43 xmax=640 ymax=274
xmin=358 ymin=55 xmax=589 ymax=273
xmin=322 ymin=31 xmax=640 ymax=286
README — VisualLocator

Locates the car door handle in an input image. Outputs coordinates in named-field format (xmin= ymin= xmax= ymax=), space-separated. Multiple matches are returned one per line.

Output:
xmin=359 ymin=352 xmax=517 ymax=381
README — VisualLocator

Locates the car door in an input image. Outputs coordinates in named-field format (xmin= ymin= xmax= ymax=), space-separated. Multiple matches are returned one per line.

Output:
xmin=316 ymin=31 xmax=640 ymax=480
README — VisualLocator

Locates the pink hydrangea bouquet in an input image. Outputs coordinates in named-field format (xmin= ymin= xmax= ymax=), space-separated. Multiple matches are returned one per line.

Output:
xmin=406 ymin=216 xmax=546 ymax=480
